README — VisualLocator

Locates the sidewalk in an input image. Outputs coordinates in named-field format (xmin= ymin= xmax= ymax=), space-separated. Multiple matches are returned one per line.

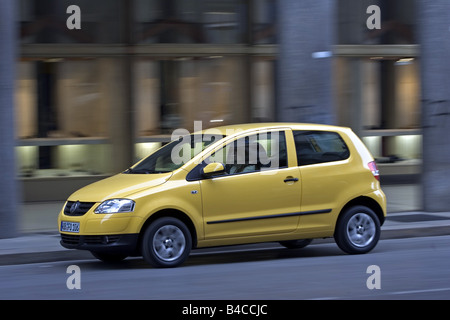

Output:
xmin=1 ymin=184 xmax=450 ymax=265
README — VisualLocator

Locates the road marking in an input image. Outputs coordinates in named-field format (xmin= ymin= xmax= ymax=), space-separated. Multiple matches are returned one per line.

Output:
xmin=388 ymin=287 xmax=450 ymax=296
xmin=310 ymin=287 xmax=450 ymax=300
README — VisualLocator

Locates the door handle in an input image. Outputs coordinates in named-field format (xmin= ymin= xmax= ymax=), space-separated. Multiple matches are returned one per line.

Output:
xmin=284 ymin=177 xmax=299 ymax=183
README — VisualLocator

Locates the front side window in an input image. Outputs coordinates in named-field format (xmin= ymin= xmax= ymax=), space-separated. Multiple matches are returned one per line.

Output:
xmin=208 ymin=131 xmax=287 ymax=175
xmin=293 ymin=131 xmax=350 ymax=166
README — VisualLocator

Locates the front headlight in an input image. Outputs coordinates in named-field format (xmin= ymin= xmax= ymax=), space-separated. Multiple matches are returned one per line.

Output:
xmin=94 ymin=199 xmax=135 ymax=214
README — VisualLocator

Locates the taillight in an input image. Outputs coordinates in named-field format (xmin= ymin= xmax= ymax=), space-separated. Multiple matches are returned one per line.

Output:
xmin=368 ymin=161 xmax=380 ymax=181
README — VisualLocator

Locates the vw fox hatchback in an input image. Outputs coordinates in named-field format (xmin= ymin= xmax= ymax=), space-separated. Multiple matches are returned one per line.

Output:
xmin=58 ymin=123 xmax=386 ymax=268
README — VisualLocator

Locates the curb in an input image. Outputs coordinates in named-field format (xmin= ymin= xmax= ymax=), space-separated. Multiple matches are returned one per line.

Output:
xmin=0 ymin=250 xmax=92 ymax=266
xmin=380 ymin=225 xmax=450 ymax=240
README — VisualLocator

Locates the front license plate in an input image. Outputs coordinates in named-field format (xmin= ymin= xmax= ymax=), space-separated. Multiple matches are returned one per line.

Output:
xmin=60 ymin=221 xmax=80 ymax=233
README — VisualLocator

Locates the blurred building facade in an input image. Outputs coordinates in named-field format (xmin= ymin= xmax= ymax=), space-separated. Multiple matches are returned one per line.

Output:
xmin=9 ymin=0 xmax=446 ymax=210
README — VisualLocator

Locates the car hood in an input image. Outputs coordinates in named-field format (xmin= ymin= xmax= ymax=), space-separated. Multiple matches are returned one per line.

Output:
xmin=68 ymin=172 xmax=173 ymax=202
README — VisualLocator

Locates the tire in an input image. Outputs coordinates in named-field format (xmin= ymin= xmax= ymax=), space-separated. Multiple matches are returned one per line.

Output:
xmin=141 ymin=217 xmax=192 ymax=268
xmin=279 ymin=239 xmax=313 ymax=249
xmin=334 ymin=205 xmax=380 ymax=254
xmin=91 ymin=252 xmax=127 ymax=263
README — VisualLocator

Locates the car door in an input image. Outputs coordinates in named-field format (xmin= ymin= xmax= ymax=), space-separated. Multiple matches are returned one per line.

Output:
xmin=200 ymin=129 xmax=302 ymax=239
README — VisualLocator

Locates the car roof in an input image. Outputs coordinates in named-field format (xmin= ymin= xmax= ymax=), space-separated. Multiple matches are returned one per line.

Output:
xmin=197 ymin=122 xmax=351 ymax=136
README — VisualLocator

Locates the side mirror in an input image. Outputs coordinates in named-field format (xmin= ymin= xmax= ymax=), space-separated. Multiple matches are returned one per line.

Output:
xmin=202 ymin=162 xmax=225 ymax=178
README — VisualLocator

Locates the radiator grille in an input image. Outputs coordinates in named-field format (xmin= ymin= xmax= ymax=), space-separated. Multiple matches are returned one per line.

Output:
xmin=64 ymin=201 xmax=96 ymax=216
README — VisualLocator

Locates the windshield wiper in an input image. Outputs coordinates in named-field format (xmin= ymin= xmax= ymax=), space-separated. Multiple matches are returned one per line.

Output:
xmin=124 ymin=168 xmax=151 ymax=174
xmin=124 ymin=168 xmax=168 ymax=174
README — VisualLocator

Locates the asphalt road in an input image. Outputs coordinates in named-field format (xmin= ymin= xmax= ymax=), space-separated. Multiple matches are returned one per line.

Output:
xmin=1 ymin=235 xmax=450 ymax=301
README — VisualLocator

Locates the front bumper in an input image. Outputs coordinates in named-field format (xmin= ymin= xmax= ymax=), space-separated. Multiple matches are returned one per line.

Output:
xmin=60 ymin=233 xmax=140 ymax=255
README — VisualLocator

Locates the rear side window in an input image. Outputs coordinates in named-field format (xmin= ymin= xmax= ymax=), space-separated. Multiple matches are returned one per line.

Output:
xmin=293 ymin=131 xmax=350 ymax=166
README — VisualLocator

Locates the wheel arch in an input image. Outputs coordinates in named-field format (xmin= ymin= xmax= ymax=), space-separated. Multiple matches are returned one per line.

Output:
xmin=338 ymin=196 xmax=386 ymax=227
xmin=138 ymin=209 xmax=198 ymax=251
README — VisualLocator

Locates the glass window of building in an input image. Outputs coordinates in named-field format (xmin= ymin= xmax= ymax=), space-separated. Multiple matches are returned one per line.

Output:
xmin=337 ymin=0 xmax=417 ymax=44
xmin=16 ymin=59 xmax=113 ymax=139
xmin=252 ymin=0 xmax=277 ymax=44
xmin=134 ymin=0 xmax=248 ymax=44
xmin=15 ymin=59 xmax=123 ymax=177
xmin=334 ymin=56 xmax=421 ymax=166
xmin=19 ymin=0 xmax=124 ymax=43
xmin=251 ymin=57 xmax=276 ymax=122
xmin=134 ymin=56 xmax=248 ymax=136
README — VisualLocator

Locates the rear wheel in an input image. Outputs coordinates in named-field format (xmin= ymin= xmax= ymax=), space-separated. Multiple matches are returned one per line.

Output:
xmin=334 ymin=205 xmax=380 ymax=254
xmin=141 ymin=217 xmax=192 ymax=268
xmin=279 ymin=239 xmax=312 ymax=249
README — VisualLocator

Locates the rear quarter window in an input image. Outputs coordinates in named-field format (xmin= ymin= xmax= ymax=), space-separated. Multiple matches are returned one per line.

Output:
xmin=293 ymin=130 xmax=350 ymax=166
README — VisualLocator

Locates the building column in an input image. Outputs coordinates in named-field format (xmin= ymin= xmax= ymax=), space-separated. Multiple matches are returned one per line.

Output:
xmin=419 ymin=0 xmax=450 ymax=212
xmin=276 ymin=0 xmax=335 ymax=124
xmin=100 ymin=58 xmax=134 ymax=174
xmin=0 ymin=0 xmax=19 ymax=238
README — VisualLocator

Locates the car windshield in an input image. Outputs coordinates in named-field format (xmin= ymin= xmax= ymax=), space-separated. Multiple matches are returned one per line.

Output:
xmin=125 ymin=134 xmax=223 ymax=174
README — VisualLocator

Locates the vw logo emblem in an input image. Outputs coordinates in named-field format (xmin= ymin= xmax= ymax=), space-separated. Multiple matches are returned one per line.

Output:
xmin=70 ymin=201 xmax=80 ymax=214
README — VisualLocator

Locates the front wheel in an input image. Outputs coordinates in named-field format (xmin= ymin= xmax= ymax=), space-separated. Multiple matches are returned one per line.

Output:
xmin=141 ymin=217 xmax=192 ymax=268
xmin=334 ymin=206 xmax=380 ymax=254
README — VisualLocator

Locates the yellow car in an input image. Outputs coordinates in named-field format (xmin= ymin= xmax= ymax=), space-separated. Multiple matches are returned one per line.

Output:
xmin=58 ymin=123 xmax=386 ymax=267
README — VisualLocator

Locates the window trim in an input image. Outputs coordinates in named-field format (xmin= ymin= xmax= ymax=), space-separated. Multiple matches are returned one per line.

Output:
xmin=293 ymin=130 xmax=350 ymax=167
